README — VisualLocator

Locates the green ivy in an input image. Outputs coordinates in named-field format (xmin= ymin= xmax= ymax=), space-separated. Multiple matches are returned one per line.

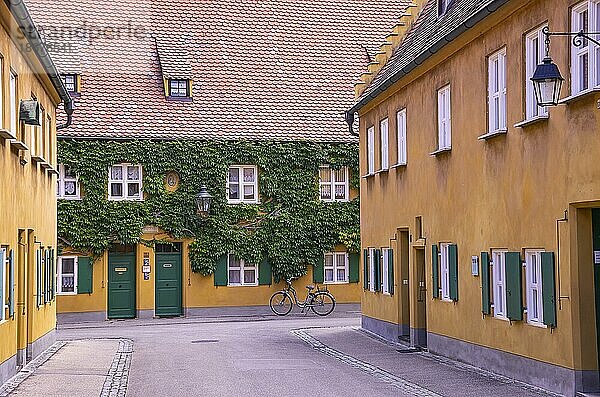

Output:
xmin=58 ymin=139 xmax=360 ymax=281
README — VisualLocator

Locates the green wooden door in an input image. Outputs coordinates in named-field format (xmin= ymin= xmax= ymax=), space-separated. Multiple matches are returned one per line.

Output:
xmin=108 ymin=254 xmax=136 ymax=319
xmin=155 ymin=253 xmax=182 ymax=316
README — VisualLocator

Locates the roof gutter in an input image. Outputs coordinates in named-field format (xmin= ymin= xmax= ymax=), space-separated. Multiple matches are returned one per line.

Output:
xmin=345 ymin=0 xmax=511 ymax=136
xmin=6 ymin=0 xmax=74 ymax=129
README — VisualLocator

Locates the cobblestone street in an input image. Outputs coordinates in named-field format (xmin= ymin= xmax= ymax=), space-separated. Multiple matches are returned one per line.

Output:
xmin=1 ymin=313 xmax=560 ymax=397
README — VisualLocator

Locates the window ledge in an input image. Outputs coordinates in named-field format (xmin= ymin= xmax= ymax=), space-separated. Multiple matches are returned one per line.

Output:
xmin=0 ymin=129 xmax=16 ymax=140
xmin=10 ymin=140 xmax=28 ymax=151
xmin=324 ymin=281 xmax=349 ymax=285
xmin=31 ymin=155 xmax=45 ymax=164
xmin=227 ymin=200 xmax=260 ymax=205
xmin=166 ymin=96 xmax=193 ymax=102
xmin=227 ymin=284 xmax=258 ymax=287
xmin=47 ymin=168 xmax=59 ymax=176
xmin=58 ymin=196 xmax=82 ymax=201
xmin=108 ymin=197 xmax=143 ymax=201
xmin=375 ymin=168 xmax=389 ymax=175
xmin=361 ymin=173 xmax=375 ymax=179
xmin=526 ymin=321 xmax=548 ymax=329
xmin=430 ymin=147 xmax=451 ymax=156
xmin=40 ymin=161 xmax=52 ymax=170
xmin=391 ymin=163 xmax=407 ymax=169
xmin=559 ymin=87 xmax=600 ymax=104
xmin=514 ymin=115 xmax=549 ymax=128
xmin=478 ymin=130 xmax=507 ymax=140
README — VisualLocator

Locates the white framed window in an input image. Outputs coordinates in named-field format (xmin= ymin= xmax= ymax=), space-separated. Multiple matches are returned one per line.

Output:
xmin=169 ymin=79 xmax=190 ymax=97
xmin=525 ymin=26 xmax=548 ymax=119
xmin=396 ymin=109 xmax=407 ymax=166
xmin=437 ymin=85 xmax=451 ymax=150
xmin=227 ymin=254 xmax=257 ymax=286
xmin=488 ymin=48 xmax=507 ymax=132
xmin=380 ymin=118 xmax=389 ymax=170
xmin=382 ymin=248 xmax=391 ymax=294
xmin=571 ymin=1 xmax=600 ymax=94
xmin=57 ymin=164 xmax=81 ymax=199
xmin=228 ymin=165 xmax=258 ymax=204
xmin=10 ymin=71 xmax=17 ymax=136
xmin=439 ymin=243 xmax=451 ymax=301
xmin=492 ymin=250 xmax=508 ymax=319
xmin=0 ymin=248 xmax=6 ymax=322
xmin=525 ymin=250 xmax=545 ymax=327
xmin=46 ymin=116 xmax=52 ymax=162
xmin=324 ymin=252 xmax=348 ymax=284
xmin=319 ymin=166 xmax=349 ymax=202
xmin=57 ymin=256 xmax=77 ymax=295
xmin=367 ymin=126 xmax=375 ymax=175
xmin=108 ymin=164 xmax=143 ymax=201
xmin=368 ymin=248 xmax=376 ymax=292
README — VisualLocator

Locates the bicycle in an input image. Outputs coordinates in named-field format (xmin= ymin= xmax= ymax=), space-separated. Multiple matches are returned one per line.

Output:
xmin=269 ymin=279 xmax=336 ymax=316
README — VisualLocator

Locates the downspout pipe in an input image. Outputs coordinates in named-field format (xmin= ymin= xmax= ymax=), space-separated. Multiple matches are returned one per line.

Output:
xmin=5 ymin=0 xmax=74 ymax=129
xmin=345 ymin=0 xmax=511 ymax=135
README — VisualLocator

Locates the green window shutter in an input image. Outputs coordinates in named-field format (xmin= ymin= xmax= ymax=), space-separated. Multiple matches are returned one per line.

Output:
xmin=258 ymin=258 xmax=272 ymax=285
xmin=432 ymin=245 xmax=439 ymax=299
xmin=8 ymin=250 xmax=14 ymax=317
xmin=349 ymin=253 xmax=359 ymax=283
xmin=214 ymin=254 xmax=228 ymax=286
xmin=541 ymin=252 xmax=557 ymax=328
xmin=51 ymin=249 xmax=56 ymax=300
xmin=36 ymin=249 xmax=41 ymax=307
xmin=363 ymin=249 xmax=369 ymax=290
xmin=448 ymin=244 xmax=458 ymax=302
xmin=481 ymin=252 xmax=491 ymax=315
xmin=313 ymin=255 xmax=324 ymax=284
xmin=374 ymin=249 xmax=381 ymax=292
xmin=77 ymin=257 xmax=93 ymax=294
xmin=388 ymin=249 xmax=394 ymax=295
xmin=505 ymin=252 xmax=523 ymax=321
xmin=45 ymin=250 xmax=50 ymax=303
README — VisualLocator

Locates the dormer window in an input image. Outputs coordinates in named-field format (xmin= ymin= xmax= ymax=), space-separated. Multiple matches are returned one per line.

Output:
xmin=168 ymin=79 xmax=190 ymax=97
xmin=438 ymin=0 xmax=452 ymax=16
xmin=62 ymin=74 xmax=79 ymax=93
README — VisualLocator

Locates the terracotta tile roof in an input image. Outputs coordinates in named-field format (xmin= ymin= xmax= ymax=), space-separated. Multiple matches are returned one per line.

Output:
xmin=26 ymin=0 xmax=412 ymax=142
xmin=352 ymin=0 xmax=509 ymax=111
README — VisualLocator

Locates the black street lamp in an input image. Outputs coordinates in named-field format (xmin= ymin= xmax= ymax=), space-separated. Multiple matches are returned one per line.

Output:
xmin=532 ymin=27 xmax=600 ymax=107
xmin=195 ymin=185 xmax=212 ymax=217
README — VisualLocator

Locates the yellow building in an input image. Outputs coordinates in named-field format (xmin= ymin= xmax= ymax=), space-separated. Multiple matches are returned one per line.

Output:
xmin=24 ymin=0 xmax=415 ymax=322
xmin=0 ymin=0 xmax=73 ymax=386
xmin=349 ymin=0 xmax=600 ymax=395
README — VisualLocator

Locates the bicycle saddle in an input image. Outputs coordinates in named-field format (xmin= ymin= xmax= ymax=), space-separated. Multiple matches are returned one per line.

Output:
xmin=306 ymin=285 xmax=315 ymax=290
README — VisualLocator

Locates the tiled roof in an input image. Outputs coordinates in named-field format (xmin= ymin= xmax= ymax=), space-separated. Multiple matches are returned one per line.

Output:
xmin=354 ymin=0 xmax=509 ymax=109
xmin=26 ymin=0 xmax=412 ymax=142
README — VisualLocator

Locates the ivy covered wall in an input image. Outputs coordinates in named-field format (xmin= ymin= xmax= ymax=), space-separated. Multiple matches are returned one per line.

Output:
xmin=57 ymin=139 xmax=359 ymax=281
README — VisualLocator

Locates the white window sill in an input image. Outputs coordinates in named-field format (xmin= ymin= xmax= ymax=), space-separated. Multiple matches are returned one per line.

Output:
xmin=430 ymin=147 xmax=451 ymax=156
xmin=320 ymin=198 xmax=350 ymax=203
xmin=559 ymin=87 xmax=600 ymax=104
xmin=441 ymin=297 xmax=453 ymax=303
xmin=375 ymin=169 xmax=389 ymax=175
xmin=58 ymin=196 xmax=82 ymax=201
xmin=31 ymin=155 xmax=46 ymax=164
xmin=57 ymin=292 xmax=77 ymax=296
xmin=227 ymin=284 xmax=258 ymax=287
xmin=0 ymin=129 xmax=16 ymax=140
xmin=391 ymin=163 xmax=407 ymax=169
xmin=40 ymin=162 xmax=52 ymax=170
xmin=493 ymin=314 xmax=509 ymax=321
xmin=514 ymin=115 xmax=549 ymax=128
xmin=0 ymin=319 xmax=7 ymax=326
xmin=324 ymin=281 xmax=349 ymax=285
xmin=361 ymin=173 xmax=375 ymax=179
xmin=108 ymin=197 xmax=144 ymax=202
xmin=10 ymin=140 xmax=28 ymax=151
xmin=227 ymin=200 xmax=259 ymax=205
xmin=526 ymin=320 xmax=547 ymax=328
xmin=478 ymin=130 xmax=507 ymax=140
xmin=47 ymin=168 xmax=59 ymax=176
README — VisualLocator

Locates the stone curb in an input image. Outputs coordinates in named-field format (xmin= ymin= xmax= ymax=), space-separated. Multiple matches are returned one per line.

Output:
xmin=0 ymin=341 xmax=66 ymax=397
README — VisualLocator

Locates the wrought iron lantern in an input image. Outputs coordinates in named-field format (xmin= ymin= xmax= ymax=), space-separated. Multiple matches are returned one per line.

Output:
xmin=531 ymin=57 xmax=564 ymax=107
xmin=195 ymin=185 xmax=212 ymax=217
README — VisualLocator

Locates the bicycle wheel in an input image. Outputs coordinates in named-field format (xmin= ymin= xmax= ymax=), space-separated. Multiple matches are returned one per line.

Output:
xmin=311 ymin=292 xmax=335 ymax=316
xmin=269 ymin=292 xmax=293 ymax=316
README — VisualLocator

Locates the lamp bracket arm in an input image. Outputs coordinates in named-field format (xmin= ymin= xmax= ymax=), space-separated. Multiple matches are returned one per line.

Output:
xmin=542 ymin=26 xmax=600 ymax=50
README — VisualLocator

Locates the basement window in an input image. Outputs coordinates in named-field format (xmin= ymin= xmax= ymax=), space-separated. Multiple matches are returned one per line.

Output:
xmin=168 ymin=79 xmax=190 ymax=97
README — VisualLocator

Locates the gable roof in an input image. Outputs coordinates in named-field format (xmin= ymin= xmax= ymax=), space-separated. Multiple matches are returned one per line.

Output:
xmin=349 ymin=0 xmax=510 ymax=115
xmin=26 ymin=0 xmax=412 ymax=142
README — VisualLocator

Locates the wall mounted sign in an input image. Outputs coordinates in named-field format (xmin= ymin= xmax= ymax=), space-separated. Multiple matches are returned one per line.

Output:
xmin=142 ymin=257 xmax=151 ymax=280
xmin=471 ymin=256 xmax=479 ymax=276
xmin=595 ymin=251 xmax=600 ymax=264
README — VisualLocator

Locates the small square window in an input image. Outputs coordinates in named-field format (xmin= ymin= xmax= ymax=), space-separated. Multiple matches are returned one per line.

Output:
xmin=108 ymin=164 xmax=143 ymax=201
xmin=62 ymin=74 xmax=78 ymax=93
xmin=319 ymin=166 xmax=349 ymax=202
xmin=324 ymin=252 xmax=348 ymax=284
xmin=227 ymin=254 xmax=257 ymax=286
xmin=169 ymin=79 xmax=190 ymax=97
xmin=57 ymin=164 xmax=81 ymax=200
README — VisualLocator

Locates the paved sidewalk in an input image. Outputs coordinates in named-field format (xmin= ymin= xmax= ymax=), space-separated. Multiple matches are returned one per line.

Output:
xmin=3 ymin=339 xmax=127 ymax=397
xmin=298 ymin=327 xmax=558 ymax=397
